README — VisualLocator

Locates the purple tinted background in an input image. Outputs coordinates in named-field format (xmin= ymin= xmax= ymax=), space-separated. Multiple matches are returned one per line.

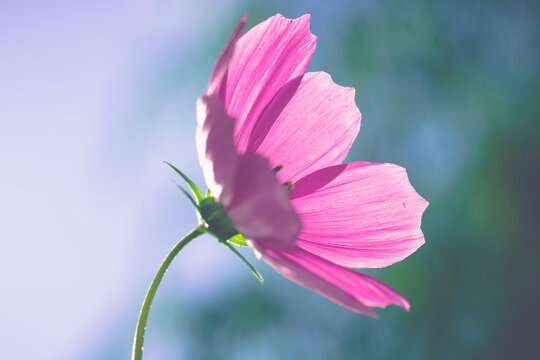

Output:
xmin=0 ymin=1 xmax=246 ymax=359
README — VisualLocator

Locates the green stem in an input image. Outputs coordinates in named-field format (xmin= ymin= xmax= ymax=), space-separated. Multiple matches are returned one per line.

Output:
xmin=131 ymin=225 xmax=206 ymax=360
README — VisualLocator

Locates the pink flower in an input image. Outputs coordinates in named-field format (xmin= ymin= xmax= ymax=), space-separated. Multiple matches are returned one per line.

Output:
xmin=196 ymin=14 xmax=428 ymax=317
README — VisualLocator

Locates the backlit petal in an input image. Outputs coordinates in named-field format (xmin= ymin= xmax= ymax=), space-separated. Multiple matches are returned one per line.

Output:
xmin=225 ymin=14 xmax=317 ymax=151
xmin=195 ymin=95 xmax=238 ymax=206
xmin=226 ymin=152 xmax=301 ymax=246
xmin=207 ymin=14 xmax=247 ymax=99
xmin=247 ymin=71 xmax=361 ymax=183
xmin=252 ymin=240 xmax=410 ymax=316
xmin=291 ymin=162 xmax=428 ymax=268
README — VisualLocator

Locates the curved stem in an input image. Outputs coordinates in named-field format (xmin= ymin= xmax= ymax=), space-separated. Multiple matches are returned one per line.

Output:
xmin=132 ymin=225 xmax=206 ymax=360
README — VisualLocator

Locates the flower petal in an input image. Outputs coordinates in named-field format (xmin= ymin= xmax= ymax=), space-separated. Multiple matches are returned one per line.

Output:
xmin=246 ymin=72 xmax=361 ymax=183
xmin=207 ymin=14 xmax=247 ymax=99
xmin=225 ymin=14 xmax=317 ymax=151
xmin=226 ymin=152 xmax=301 ymax=246
xmin=196 ymin=96 xmax=301 ymax=243
xmin=252 ymin=240 xmax=410 ymax=316
xmin=291 ymin=162 xmax=428 ymax=268
xmin=195 ymin=95 xmax=238 ymax=206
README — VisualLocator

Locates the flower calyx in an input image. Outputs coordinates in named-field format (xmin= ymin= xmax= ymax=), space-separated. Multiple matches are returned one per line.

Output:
xmin=165 ymin=161 xmax=265 ymax=283
xmin=198 ymin=196 xmax=242 ymax=242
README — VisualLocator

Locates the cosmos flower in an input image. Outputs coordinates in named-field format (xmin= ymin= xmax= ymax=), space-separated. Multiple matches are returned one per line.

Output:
xmin=196 ymin=14 xmax=428 ymax=317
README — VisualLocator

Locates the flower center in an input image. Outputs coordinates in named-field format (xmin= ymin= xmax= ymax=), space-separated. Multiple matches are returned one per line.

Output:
xmin=273 ymin=164 xmax=294 ymax=189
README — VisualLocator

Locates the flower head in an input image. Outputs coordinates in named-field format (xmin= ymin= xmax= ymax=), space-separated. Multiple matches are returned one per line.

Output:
xmin=196 ymin=14 xmax=428 ymax=317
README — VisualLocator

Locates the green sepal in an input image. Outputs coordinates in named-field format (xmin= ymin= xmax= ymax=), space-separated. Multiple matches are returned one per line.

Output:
xmin=222 ymin=241 xmax=264 ymax=284
xmin=164 ymin=167 xmax=261 ymax=284
xmin=164 ymin=161 xmax=204 ymax=202
xmin=227 ymin=233 xmax=247 ymax=247
xmin=198 ymin=197 xmax=240 ymax=241
xmin=174 ymin=181 xmax=198 ymax=208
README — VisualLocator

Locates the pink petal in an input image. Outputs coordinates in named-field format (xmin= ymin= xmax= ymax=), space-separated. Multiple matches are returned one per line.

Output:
xmin=224 ymin=14 xmax=317 ymax=151
xmin=195 ymin=95 xmax=238 ymax=206
xmin=246 ymin=71 xmax=361 ymax=183
xmin=291 ymin=162 xmax=429 ymax=268
xmin=207 ymin=14 xmax=247 ymax=99
xmin=252 ymin=239 xmax=410 ymax=316
xmin=226 ymin=152 xmax=301 ymax=246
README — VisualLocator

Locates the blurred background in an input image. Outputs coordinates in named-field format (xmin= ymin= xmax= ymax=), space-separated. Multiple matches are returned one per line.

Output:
xmin=1 ymin=0 xmax=539 ymax=359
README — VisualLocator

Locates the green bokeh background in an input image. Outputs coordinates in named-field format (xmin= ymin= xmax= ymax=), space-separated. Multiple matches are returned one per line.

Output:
xmin=102 ymin=1 xmax=540 ymax=358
